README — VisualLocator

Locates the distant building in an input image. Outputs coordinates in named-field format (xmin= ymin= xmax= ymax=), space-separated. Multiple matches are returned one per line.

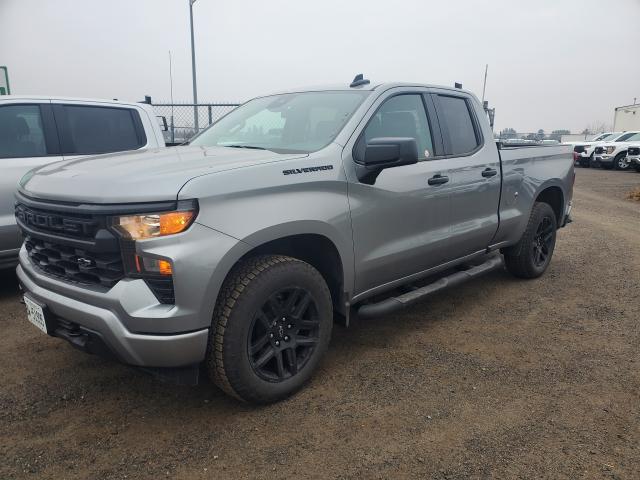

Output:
xmin=614 ymin=103 xmax=640 ymax=131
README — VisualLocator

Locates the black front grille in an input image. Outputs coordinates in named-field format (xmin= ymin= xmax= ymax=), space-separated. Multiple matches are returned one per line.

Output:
xmin=15 ymin=204 xmax=99 ymax=240
xmin=16 ymin=196 xmax=176 ymax=304
xmin=594 ymin=146 xmax=604 ymax=154
xmin=24 ymin=235 xmax=124 ymax=288
xmin=573 ymin=146 xmax=585 ymax=153
xmin=628 ymin=147 xmax=640 ymax=156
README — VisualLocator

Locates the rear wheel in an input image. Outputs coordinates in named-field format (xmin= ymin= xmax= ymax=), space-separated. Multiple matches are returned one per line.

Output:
xmin=634 ymin=164 xmax=640 ymax=173
xmin=207 ymin=255 xmax=333 ymax=403
xmin=580 ymin=154 xmax=592 ymax=167
xmin=614 ymin=152 xmax=630 ymax=170
xmin=503 ymin=202 xmax=557 ymax=279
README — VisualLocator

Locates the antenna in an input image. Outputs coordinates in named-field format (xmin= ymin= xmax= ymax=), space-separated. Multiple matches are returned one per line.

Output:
xmin=350 ymin=74 xmax=370 ymax=88
xmin=481 ymin=64 xmax=488 ymax=103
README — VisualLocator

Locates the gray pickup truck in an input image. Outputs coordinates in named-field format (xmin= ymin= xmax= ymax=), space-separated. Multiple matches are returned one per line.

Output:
xmin=16 ymin=77 xmax=574 ymax=403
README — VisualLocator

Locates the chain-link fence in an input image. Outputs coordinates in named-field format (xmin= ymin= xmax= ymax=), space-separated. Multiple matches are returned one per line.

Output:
xmin=496 ymin=132 xmax=568 ymax=144
xmin=151 ymin=102 xmax=240 ymax=145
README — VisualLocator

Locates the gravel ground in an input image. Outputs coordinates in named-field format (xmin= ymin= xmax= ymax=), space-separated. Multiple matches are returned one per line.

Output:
xmin=1 ymin=168 xmax=639 ymax=479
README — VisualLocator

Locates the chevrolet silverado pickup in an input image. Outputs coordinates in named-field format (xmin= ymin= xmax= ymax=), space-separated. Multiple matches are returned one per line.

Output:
xmin=0 ymin=96 xmax=166 ymax=270
xmin=16 ymin=77 xmax=574 ymax=403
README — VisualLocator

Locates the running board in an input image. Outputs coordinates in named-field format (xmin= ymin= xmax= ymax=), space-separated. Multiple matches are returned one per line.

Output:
xmin=356 ymin=255 xmax=504 ymax=319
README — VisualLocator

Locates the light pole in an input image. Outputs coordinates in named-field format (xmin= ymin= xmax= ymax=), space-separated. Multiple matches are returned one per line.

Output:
xmin=189 ymin=0 xmax=199 ymax=133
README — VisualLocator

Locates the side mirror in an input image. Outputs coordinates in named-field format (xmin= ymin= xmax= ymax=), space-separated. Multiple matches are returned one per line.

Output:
xmin=356 ymin=137 xmax=418 ymax=184
xmin=156 ymin=116 xmax=169 ymax=132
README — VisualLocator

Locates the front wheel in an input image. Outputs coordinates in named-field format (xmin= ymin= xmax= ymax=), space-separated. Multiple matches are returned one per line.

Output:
xmin=207 ymin=255 xmax=333 ymax=403
xmin=503 ymin=202 xmax=557 ymax=279
xmin=614 ymin=153 xmax=630 ymax=170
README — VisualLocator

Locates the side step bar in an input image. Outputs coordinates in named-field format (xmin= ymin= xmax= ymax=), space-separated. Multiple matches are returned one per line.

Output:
xmin=357 ymin=255 xmax=504 ymax=319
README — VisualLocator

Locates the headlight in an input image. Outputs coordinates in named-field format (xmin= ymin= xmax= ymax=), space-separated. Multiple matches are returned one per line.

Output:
xmin=112 ymin=207 xmax=197 ymax=240
xmin=605 ymin=146 xmax=616 ymax=154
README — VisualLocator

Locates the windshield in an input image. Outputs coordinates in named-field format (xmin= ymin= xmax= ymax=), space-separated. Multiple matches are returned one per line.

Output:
xmin=599 ymin=134 xmax=617 ymax=141
xmin=592 ymin=133 xmax=609 ymax=141
xmin=616 ymin=132 xmax=640 ymax=142
xmin=620 ymin=132 xmax=640 ymax=142
xmin=190 ymin=91 xmax=369 ymax=154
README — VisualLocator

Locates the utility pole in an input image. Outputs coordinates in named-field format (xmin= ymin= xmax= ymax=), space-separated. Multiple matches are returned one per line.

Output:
xmin=481 ymin=64 xmax=488 ymax=104
xmin=169 ymin=50 xmax=175 ymax=144
xmin=189 ymin=0 xmax=199 ymax=132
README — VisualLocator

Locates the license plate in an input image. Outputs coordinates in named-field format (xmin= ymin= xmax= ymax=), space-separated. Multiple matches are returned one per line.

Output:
xmin=24 ymin=295 xmax=48 ymax=334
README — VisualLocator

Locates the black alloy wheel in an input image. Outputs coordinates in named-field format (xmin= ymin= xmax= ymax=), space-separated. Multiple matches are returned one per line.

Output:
xmin=532 ymin=215 xmax=554 ymax=268
xmin=248 ymin=287 xmax=320 ymax=382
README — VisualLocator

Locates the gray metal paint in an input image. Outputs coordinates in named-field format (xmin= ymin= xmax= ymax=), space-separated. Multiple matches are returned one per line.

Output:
xmin=16 ymin=82 xmax=574 ymax=370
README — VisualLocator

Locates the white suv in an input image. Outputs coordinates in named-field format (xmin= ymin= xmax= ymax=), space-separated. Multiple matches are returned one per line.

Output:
xmin=593 ymin=131 xmax=640 ymax=170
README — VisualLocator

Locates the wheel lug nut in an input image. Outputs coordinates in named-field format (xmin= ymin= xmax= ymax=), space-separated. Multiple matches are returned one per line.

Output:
xmin=275 ymin=341 xmax=280 ymax=346
xmin=284 ymin=336 xmax=289 ymax=341
xmin=269 ymin=333 xmax=274 ymax=338
xmin=287 ymin=324 xmax=292 ymax=329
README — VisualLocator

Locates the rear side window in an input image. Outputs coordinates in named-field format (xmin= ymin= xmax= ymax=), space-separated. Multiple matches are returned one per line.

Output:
xmin=437 ymin=96 xmax=480 ymax=155
xmin=62 ymin=106 xmax=146 ymax=154
xmin=0 ymin=105 xmax=47 ymax=158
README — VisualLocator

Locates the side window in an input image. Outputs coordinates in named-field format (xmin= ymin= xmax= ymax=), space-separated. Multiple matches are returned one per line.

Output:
xmin=437 ymin=96 xmax=480 ymax=155
xmin=0 ymin=105 xmax=48 ymax=159
xmin=363 ymin=94 xmax=434 ymax=160
xmin=63 ymin=106 xmax=146 ymax=154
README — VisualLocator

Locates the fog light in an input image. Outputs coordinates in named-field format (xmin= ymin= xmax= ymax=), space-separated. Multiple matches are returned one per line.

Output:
xmin=135 ymin=255 xmax=173 ymax=276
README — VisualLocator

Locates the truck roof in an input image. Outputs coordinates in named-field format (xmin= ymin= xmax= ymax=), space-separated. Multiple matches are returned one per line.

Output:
xmin=0 ymin=95 xmax=144 ymax=107
xmin=268 ymin=82 xmax=475 ymax=97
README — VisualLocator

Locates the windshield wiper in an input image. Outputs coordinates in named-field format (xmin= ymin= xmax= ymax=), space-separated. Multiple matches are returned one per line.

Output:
xmin=224 ymin=144 xmax=267 ymax=150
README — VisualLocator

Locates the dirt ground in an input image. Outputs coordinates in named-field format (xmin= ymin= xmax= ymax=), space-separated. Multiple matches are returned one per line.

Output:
xmin=1 ymin=168 xmax=639 ymax=480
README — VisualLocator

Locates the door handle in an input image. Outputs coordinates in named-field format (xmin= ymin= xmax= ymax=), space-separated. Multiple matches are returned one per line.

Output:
xmin=481 ymin=168 xmax=498 ymax=178
xmin=428 ymin=174 xmax=449 ymax=185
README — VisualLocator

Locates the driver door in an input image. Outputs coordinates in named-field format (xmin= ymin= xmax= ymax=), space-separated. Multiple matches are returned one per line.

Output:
xmin=346 ymin=91 xmax=457 ymax=296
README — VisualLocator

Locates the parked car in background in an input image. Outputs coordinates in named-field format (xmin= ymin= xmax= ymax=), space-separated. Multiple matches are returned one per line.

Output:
xmin=0 ymin=96 xmax=166 ymax=270
xmin=627 ymin=144 xmax=640 ymax=172
xmin=593 ymin=131 xmax=640 ymax=170
xmin=570 ymin=132 xmax=622 ymax=167
xmin=15 ymin=79 xmax=574 ymax=403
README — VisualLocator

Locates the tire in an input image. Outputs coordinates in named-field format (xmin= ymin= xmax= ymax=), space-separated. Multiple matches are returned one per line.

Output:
xmin=602 ymin=162 xmax=614 ymax=170
xmin=503 ymin=202 xmax=557 ymax=279
xmin=580 ymin=154 xmax=592 ymax=167
xmin=634 ymin=164 xmax=640 ymax=173
xmin=207 ymin=255 xmax=333 ymax=403
xmin=614 ymin=152 xmax=630 ymax=171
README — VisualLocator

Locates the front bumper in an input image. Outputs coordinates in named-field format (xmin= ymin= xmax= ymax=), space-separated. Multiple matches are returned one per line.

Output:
xmin=18 ymin=258 xmax=209 ymax=367
xmin=594 ymin=154 xmax=615 ymax=166
xmin=16 ymin=221 xmax=248 ymax=369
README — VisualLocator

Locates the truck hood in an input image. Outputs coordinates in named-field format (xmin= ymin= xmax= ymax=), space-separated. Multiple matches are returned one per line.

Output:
xmin=20 ymin=146 xmax=307 ymax=203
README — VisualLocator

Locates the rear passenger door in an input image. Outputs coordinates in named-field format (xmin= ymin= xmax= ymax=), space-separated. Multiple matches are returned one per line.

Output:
xmin=52 ymin=103 xmax=148 ymax=158
xmin=430 ymin=90 xmax=501 ymax=259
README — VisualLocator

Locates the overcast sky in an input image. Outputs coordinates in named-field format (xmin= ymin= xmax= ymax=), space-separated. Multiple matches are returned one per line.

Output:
xmin=1 ymin=0 xmax=639 ymax=132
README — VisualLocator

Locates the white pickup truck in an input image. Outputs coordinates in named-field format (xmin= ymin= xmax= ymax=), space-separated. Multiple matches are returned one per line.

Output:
xmin=0 ymin=96 xmax=166 ymax=269
xmin=571 ymin=132 xmax=622 ymax=167
xmin=592 ymin=131 xmax=640 ymax=170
